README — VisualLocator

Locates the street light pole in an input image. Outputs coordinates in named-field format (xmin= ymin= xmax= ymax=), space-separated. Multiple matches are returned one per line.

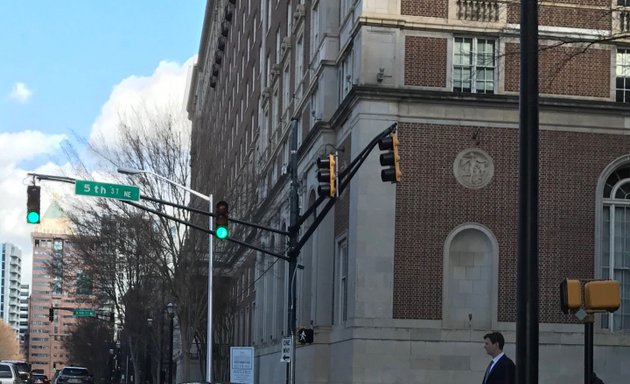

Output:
xmin=117 ymin=167 xmax=214 ymax=383
xmin=166 ymin=303 xmax=175 ymax=384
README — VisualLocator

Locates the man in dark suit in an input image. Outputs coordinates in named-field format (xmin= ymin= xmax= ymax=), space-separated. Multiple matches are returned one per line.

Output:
xmin=482 ymin=332 xmax=515 ymax=384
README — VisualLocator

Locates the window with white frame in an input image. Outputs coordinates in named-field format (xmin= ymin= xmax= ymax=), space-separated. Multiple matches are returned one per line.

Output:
xmin=340 ymin=50 xmax=353 ymax=99
xmin=337 ymin=238 xmax=349 ymax=323
xmin=310 ymin=3 xmax=320 ymax=59
xmin=283 ymin=65 xmax=291 ymax=114
xmin=295 ymin=35 xmax=304 ymax=100
xmin=601 ymin=164 xmax=630 ymax=331
xmin=453 ymin=37 xmax=496 ymax=94
xmin=616 ymin=48 xmax=630 ymax=103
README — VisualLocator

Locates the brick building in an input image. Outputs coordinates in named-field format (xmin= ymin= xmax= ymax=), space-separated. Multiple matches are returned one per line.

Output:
xmin=28 ymin=202 xmax=93 ymax=377
xmin=187 ymin=1 xmax=630 ymax=382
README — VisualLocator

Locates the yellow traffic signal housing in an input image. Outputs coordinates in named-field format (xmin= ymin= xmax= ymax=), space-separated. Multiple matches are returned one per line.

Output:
xmin=378 ymin=132 xmax=402 ymax=183
xmin=584 ymin=280 xmax=621 ymax=312
xmin=316 ymin=154 xmax=336 ymax=198
xmin=560 ymin=279 xmax=582 ymax=314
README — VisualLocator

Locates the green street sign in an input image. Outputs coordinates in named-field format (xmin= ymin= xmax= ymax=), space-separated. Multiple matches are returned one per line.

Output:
xmin=73 ymin=309 xmax=95 ymax=317
xmin=75 ymin=180 xmax=140 ymax=201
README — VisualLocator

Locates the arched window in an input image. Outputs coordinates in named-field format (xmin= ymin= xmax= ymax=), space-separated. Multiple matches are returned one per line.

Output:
xmin=601 ymin=165 xmax=630 ymax=331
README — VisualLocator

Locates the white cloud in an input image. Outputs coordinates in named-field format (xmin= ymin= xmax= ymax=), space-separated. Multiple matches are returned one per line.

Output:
xmin=89 ymin=57 xmax=196 ymax=148
xmin=2 ymin=57 xmax=197 ymax=286
xmin=0 ymin=130 xmax=66 ymax=168
xmin=9 ymin=82 xmax=33 ymax=103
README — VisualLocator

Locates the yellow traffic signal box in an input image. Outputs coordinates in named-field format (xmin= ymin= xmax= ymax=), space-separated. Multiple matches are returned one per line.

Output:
xmin=584 ymin=280 xmax=621 ymax=312
xmin=560 ymin=279 xmax=582 ymax=314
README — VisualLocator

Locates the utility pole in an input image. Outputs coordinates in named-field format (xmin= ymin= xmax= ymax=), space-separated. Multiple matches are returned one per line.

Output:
xmin=287 ymin=118 xmax=300 ymax=384
xmin=516 ymin=0 xmax=540 ymax=383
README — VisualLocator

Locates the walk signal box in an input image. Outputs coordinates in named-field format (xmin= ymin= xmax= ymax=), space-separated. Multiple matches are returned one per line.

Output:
xmin=560 ymin=279 xmax=582 ymax=314
xmin=584 ymin=280 xmax=620 ymax=312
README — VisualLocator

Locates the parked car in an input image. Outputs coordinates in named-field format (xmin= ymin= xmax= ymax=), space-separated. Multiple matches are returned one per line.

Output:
xmin=0 ymin=362 xmax=29 ymax=384
xmin=54 ymin=368 xmax=91 ymax=384
xmin=0 ymin=362 xmax=27 ymax=384
xmin=31 ymin=374 xmax=50 ymax=384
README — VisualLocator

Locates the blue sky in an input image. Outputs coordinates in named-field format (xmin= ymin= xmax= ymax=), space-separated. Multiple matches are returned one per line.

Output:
xmin=0 ymin=1 xmax=206 ymax=284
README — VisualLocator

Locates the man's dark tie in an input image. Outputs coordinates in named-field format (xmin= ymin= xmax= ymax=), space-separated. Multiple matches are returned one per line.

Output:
xmin=482 ymin=361 xmax=493 ymax=384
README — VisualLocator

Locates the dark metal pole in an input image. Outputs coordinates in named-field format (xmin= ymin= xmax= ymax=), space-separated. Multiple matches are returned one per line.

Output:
xmin=168 ymin=314 xmax=174 ymax=384
xmin=584 ymin=316 xmax=594 ymax=384
xmin=286 ymin=118 xmax=300 ymax=384
xmin=517 ymin=0 xmax=540 ymax=383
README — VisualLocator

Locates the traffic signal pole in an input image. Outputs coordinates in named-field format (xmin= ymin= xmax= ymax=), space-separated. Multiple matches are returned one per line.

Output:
xmin=287 ymin=118 xmax=300 ymax=384
xmin=584 ymin=314 xmax=594 ymax=384
xmin=517 ymin=0 xmax=540 ymax=383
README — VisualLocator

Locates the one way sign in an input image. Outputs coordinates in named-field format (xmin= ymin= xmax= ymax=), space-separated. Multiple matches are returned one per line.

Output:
xmin=281 ymin=337 xmax=292 ymax=363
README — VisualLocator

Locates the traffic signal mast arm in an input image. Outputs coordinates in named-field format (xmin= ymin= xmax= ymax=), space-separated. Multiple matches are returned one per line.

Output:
xmin=289 ymin=122 xmax=398 ymax=256
xmin=123 ymin=199 xmax=290 ymax=261
xmin=26 ymin=173 xmax=289 ymax=261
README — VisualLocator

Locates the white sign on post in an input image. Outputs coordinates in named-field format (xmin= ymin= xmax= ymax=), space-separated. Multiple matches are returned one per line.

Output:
xmin=281 ymin=337 xmax=292 ymax=363
xmin=230 ymin=346 xmax=254 ymax=384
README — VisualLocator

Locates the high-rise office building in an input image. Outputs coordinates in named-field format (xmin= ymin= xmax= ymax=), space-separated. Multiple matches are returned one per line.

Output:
xmin=28 ymin=201 xmax=89 ymax=377
xmin=1 ymin=242 xmax=22 ymax=335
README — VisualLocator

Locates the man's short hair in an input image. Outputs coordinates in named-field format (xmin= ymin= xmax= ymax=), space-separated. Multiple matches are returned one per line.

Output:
xmin=484 ymin=331 xmax=505 ymax=350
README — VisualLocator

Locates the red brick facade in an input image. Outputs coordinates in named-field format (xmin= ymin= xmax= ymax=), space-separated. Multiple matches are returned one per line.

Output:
xmin=401 ymin=0 xmax=448 ymax=18
xmin=507 ymin=3 xmax=611 ymax=29
xmin=504 ymin=43 xmax=611 ymax=98
xmin=393 ymin=122 xmax=630 ymax=322
xmin=404 ymin=36 xmax=448 ymax=87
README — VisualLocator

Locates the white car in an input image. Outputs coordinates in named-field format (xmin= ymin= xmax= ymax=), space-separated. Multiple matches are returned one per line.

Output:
xmin=0 ymin=363 xmax=27 ymax=384
xmin=53 ymin=367 xmax=91 ymax=384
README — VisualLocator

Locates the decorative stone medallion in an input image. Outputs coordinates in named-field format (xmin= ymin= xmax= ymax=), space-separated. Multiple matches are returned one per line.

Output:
xmin=453 ymin=148 xmax=494 ymax=189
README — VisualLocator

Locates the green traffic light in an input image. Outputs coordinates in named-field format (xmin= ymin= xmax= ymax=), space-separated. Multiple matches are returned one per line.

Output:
xmin=216 ymin=226 xmax=228 ymax=240
xmin=27 ymin=211 xmax=40 ymax=224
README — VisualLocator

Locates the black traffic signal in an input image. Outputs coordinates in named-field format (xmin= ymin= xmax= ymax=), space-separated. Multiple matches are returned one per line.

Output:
xmin=27 ymin=185 xmax=41 ymax=224
xmin=215 ymin=201 xmax=229 ymax=240
xmin=378 ymin=131 xmax=401 ymax=183
xmin=110 ymin=312 xmax=115 ymax=323
xmin=297 ymin=328 xmax=313 ymax=344
xmin=316 ymin=154 xmax=336 ymax=198
xmin=48 ymin=307 xmax=54 ymax=322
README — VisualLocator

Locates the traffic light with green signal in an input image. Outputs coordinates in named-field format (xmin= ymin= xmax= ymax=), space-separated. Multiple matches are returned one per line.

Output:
xmin=316 ymin=154 xmax=336 ymax=198
xmin=378 ymin=131 xmax=401 ymax=183
xmin=215 ymin=201 xmax=229 ymax=240
xmin=27 ymin=185 xmax=41 ymax=224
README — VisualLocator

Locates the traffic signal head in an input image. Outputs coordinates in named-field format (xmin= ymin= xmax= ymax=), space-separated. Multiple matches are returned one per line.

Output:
xmin=316 ymin=154 xmax=336 ymax=198
xmin=27 ymin=185 xmax=41 ymax=224
xmin=215 ymin=201 xmax=229 ymax=240
xmin=584 ymin=280 xmax=620 ymax=312
xmin=378 ymin=132 xmax=401 ymax=183
xmin=48 ymin=307 xmax=54 ymax=322
xmin=560 ymin=279 xmax=582 ymax=314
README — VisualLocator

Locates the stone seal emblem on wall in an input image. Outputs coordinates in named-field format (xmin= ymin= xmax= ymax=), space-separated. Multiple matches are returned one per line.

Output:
xmin=453 ymin=148 xmax=494 ymax=189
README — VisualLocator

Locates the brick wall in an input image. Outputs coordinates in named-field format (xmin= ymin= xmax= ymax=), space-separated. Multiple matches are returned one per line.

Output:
xmin=393 ymin=122 xmax=630 ymax=323
xmin=508 ymin=3 xmax=611 ymax=30
xmin=404 ymin=36 xmax=448 ymax=87
xmin=401 ymin=0 xmax=448 ymax=18
xmin=504 ymin=43 xmax=611 ymax=98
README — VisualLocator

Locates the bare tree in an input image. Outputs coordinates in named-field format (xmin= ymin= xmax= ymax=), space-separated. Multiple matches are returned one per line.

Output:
xmin=0 ymin=320 xmax=22 ymax=360
xmin=60 ymin=104 xmax=209 ymax=382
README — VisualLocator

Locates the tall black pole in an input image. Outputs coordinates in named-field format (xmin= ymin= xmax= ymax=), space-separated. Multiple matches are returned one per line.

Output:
xmin=517 ymin=1 xmax=540 ymax=384
xmin=584 ymin=316 xmax=594 ymax=384
xmin=168 ymin=314 xmax=174 ymax=384
xmin=286 ymin=118 xmax=300 ymax=384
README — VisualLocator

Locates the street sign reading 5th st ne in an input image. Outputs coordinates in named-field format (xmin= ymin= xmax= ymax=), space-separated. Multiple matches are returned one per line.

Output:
xmin=75 ymin=180 xmax=140 ymax=201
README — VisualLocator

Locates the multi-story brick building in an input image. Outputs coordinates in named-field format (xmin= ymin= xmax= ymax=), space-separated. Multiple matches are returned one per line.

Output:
xmin=28 ymin=201 xmax=92 ymax=377
xmin=187 ymin=1 xmax=630 ymax=382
